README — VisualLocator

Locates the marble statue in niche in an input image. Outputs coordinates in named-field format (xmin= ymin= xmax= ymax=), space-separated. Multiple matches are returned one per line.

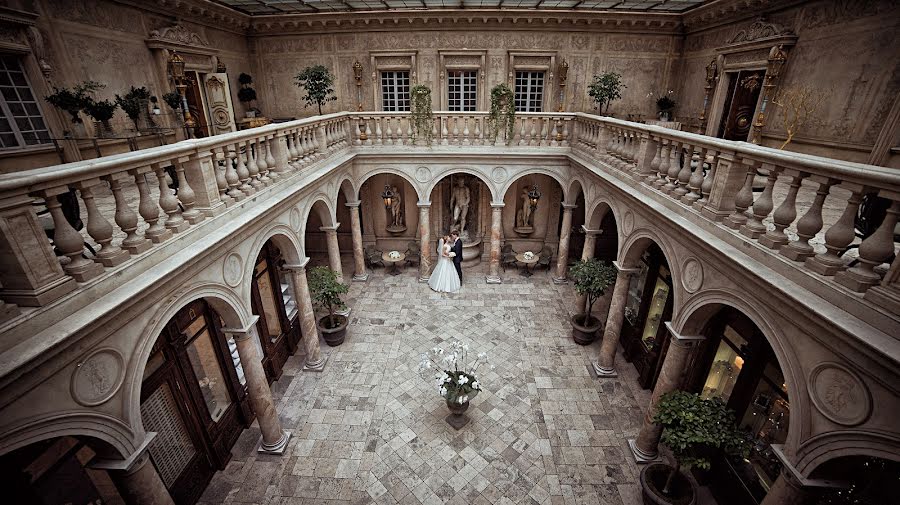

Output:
xmin=386 ymin=184 xmax=406 ymax=234
xmin=450 ymin=177 xmax=471 ymax=239
xmin=514 ymin=184 xmax=537 ymax=236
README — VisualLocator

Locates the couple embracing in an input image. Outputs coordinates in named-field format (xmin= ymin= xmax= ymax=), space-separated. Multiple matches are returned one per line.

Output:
xmin=428 ymin=230 xmax=463 ymax=293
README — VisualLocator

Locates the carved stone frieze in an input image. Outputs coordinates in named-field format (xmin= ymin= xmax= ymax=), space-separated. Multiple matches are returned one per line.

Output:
xmin=728 ymin=18 xmax=795 ymax=44
xmin=148 ymin=24 xmax=210 ymax=48
xmin=513 ymin=55 xmax=552 ymax=68
xmin=606 ymin=35 xmax=669 ymax=53
xmin=443 ymin=55 xmax=481 ymax=68
xmin=800 ymin=0 xmax=899 ymax=30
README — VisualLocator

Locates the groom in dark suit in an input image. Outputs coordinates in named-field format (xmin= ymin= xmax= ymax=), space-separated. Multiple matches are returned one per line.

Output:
xmin=450 ymin=230 xmax=463 ymax=283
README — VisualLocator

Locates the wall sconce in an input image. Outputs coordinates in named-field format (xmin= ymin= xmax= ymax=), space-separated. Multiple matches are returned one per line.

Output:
xmin=698 ymin=59 xmax=718 ymax=133
xmin=528 ymin=185 xmax=542 ymax=208
xmin=168 ymin=51 xmax=196 ymax=138
xmin=751 ymin=44 xmax=790 ymax=144
xmin=381 ymin=185 xmax=395 ymax=209
xmin=557 ymin=60 xmax=568 ymax=112
xmin=169 ymin=52 xmax=185 ymax=81
xmin=353 ymin=61 xmax=363 ymax=112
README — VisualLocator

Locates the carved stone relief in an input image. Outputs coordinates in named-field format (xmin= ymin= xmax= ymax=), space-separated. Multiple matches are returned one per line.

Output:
xmin=681 ymin=257 xmax=704 ymax=293
xmin=491 ymin=166 xmax=508 ymax=184
xmin=290 ymin=207 xmax=302 ymax=231
xmin=809 ymin=362 xmax=872 ymax=426
xmin=415 ymin=166 xmax=432 ymax=184
xmin=727 ymin=18 xmax=795 ymax=44
xmin=148 ymin=24 xmax=210 ymax=48
xmin=223 ymin=252 xmax=243 ymax=287
xmin=71 ymin=348 xmax=125 ymax=406
xmin=622 ymin=210 xmax=634 ymax=235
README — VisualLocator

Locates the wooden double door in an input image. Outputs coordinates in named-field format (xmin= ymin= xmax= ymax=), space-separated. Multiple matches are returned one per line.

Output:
xmin=717 ymin=70 xmax=765 ymax=142
xmin=140 ymin=299 xmax=250 ymax=505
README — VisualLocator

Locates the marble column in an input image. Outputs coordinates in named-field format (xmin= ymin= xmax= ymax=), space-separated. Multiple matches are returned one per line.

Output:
xmin=285 ymin=259 xmax=327 ymax=372
xmin=761 ymin=468 xmax=818 ymax=505
xmin=574 ymin=227 xmax=602 ymax=312
xmin=321 ymin=225 xmax=344 ymax=283
xmin=94 ymin=435 xmax=174 ymax=505
xmin=593 ymin=261 xmax=641 ymax=378
xmin=346 ymin=201 xmax=368 ymax=281
xmin=418 ymin=203 xmax=432 ymax=282
xmin=629 ymin=323 xmax=704 ymax=463
xmin=553 ymin=204 xmax=578 ymax=284
xmin=486 ymin=204 xmax=504 ymax=284
xmin=223 ymin=316 xmax=291 ymax=454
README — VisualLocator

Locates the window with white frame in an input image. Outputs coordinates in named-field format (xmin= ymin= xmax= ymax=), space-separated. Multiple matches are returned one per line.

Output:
xmin=0 ymin=55 xmax=51 ymax=149
xmin=514 ymin=71 xmax=545 ymax=113
xmin=380 ymin=71 xmax=410 ymax=112
xmin=448 ymin=70 xmax=477 ymax=112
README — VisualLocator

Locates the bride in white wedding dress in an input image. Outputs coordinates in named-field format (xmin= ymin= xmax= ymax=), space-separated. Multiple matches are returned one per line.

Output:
xmin=428 ymin=235 xmax=461 ymax=293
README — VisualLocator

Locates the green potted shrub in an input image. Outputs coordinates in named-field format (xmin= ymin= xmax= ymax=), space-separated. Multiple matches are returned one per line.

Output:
xmin=237 ymin=73 xmax=258 ymax=117
xmin=410 ymin=84 xmax=433 ymax=145
xmin=45 ymin=80 xmax=103 ymax=125
xmin=488 ymin=83 xmax=516 ymax=145
xmin=588 ymin=71 xmax=626 ymax=115
xmin=569 ymin=258 xmax=617 ymax=345
xmin=115 ymin=86 xmax=151 ymax=131
xmin=642 ymin=391 xmax=748 ymax=505
xmin=308 ymin=266 xmax=349 ymax=346
xmin=83 ymin=98 xmax=118 ymax=137
xmin=294 ymin=65 xmax=336 ymax=115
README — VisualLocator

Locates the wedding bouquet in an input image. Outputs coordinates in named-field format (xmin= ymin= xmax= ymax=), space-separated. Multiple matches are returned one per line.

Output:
xmin=522 ymin=251 xmax=535 ymax=261
xmin=419 ymin=341 xmax=492 ymax=405
xmin=388 ymin=250 xmax=401 ymax=260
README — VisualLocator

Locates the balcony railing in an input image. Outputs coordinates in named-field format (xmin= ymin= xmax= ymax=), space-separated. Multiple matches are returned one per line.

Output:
xmin=0 ymin=111 xmax=897 ymax=322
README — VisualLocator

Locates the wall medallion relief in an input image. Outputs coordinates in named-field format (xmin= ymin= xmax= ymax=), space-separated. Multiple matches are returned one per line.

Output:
xmin=223 ymin=253 xmax=243 ymax=287
xmin=491 ymin=166 xmax=508 ymax=184
xmin=681 ymin=257 xmax=704 ymax=293
xmin=71 ymin=348 xmax=125 ymax=407
xmin=809 ymin=363 xmax=871 ymax=427
xmin=290 ymin=207 xmax=302 ymax=231
xmin=415 ymin=166 xmax=431 ymax=184
xmin=622 ymin=210 xmax=634 ymax=235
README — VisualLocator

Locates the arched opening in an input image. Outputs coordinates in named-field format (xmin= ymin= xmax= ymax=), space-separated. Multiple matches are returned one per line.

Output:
xmin=619 ymin=240 xmax=674 ymax=390
xmin=303 ymin=199 xmax=337 ymax=269
xmin=500 ymin=173 xmax=564 ymax=274
xmin=139 ymin=299 xmax=250 ymax=505
xmin=584 ymin=201 xmax=619 ymax=323
xmin=569 ymin=190 xmax=587 ymax=261
xmin=428 ymin=173 xmax=493 ymax=269
xmin=0 ymin=435 xmax=125 ymax=505
xmin=250 ymin=238 xmax=301 ymax=381
xmin=811 ymin=455 xmax=900 ymax=505
xmin=682 ymin=305 xmax=790 ymax=505
xmin=357 ymin=173 xmax=419 ymax=269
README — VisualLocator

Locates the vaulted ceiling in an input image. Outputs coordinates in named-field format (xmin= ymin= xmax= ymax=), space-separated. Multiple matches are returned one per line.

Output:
xmin=213 ymin=0 xmax=707 ymax=15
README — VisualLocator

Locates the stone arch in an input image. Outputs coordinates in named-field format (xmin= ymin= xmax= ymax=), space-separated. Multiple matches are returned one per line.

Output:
xmin=0 ymin=412 xmax=135 ymax=461
xmin=124 ymin=283 xmax=251 ymax=434
xmin=242 ymin=224 xmax=304 ymax=302
xmin=585 ymin=198 xmax=619 ymax=230
xmin=301 ymin=196 xmax=338 ymax=257
xmin=356 ymin=167 xmax=423 ymax=203
xmin=567 ymin=179 xmax=585 ymax=208
xmin=337 ymin=177 xmax=358 ymax=203
xmin=424 ymin=168 xmax=498 ymax=203
xmin=618 ymin=228 xmax=681 ymax=314
xmin=797 ymin=432 xmax=900 ymax=479
xmin=672 ymin=290 xmax=806 ymax=460
xmin=497 ymin=168 xmax=568 ymax=205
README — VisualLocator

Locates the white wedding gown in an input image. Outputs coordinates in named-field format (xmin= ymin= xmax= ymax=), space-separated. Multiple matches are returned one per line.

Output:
xmin=428 ymin=239 xmax=461 ymax=293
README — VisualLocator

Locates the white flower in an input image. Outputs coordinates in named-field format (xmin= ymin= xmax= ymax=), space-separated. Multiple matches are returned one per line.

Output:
xmin=477 ymin=352 xmax=488 ymax=360
xmin=439 ymin=386 xmax=447 ymax=397
xmin=457 ymin=395 xmax=468 ymax=404
xmin=462 ymin=343 xmax=469 ymax=352
xmin=443 ymin=375 xmax=452 ymax=383
xmin=472 ymin=381 xmax=481 ymax=390
xmin=458 ymin=375 xmax=469 ymax=385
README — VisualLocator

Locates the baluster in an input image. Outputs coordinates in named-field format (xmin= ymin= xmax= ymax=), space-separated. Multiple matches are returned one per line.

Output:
xmin=264 ymin=134 xmax=278 ymax=179
xmin=287 ymin=130 xmax=300 ymax=168
xmin=173 ymin=158 xmax=202 ymax=224
xmin=653 ymin=139 xmax=671 ymax=188
xmin=256 ymin=138 xmax=271 ymax=184
xmin=447 ymin=117 xmax=457 ymax=145
xmin=354 ymin=121 xmax=363 ymax=146
xmin=236 ymin=141 xmax=255 ymax=194
xmin=224 ymin=146 xmax=245 ymax=201
xmin=105 ymin=174 xmax=151 ymax=254
xmin=693 ymin=150 xmax=718 ymax=211
xmin=301 ymin=127 xmax=313 ymax=163
xmin=561 ymin=119 xmax=570 ymax=147
xmin=374 ymin=117 xmax=383 ymax=145
xmin=673 ymin=143 xmax=694 ymax=198
xmin=645 ymin=138 xmax=663 ymax=185
xmin=663 ymin=141 xmax=682 ymax=193
xmin=153 ymin=163 xmax=188 ymax=233
xmin=779 ymin=178 xmax=833 ymax=260
xmin=212 ymin=148 xmax=233 ymax=207
xmin=473 ymin=116 xmax=482 ymax=146
xmin=384 ymin=117 xmax=393 ymax=145
xmin=835 ymin=198 xmax=899 ymax=292
xmin=759 ymin=171 xmax=807 ymax=249
xmin=76 ymin=181 xmax=129 ymax=267
xmin=132 ymin=168 xmax=173 ymax=242
xmin=740 ymin=165 xmax=780 ymax=239
xmin=42 ymin=190 xmax=104 ymax=281
xmin=684 ymin=147 xmax=708 ymax=204
xmin=364 ymin=119 xmax=373 ymax=146
xmin=461 ymin=116 xmax=470 ymax=145
xmin=806 ymin=186 xmax=864 ymax=275
xmin=528 ymin=118 xmax=538 ymax=146
xmin=405 ymin=117 xmax=413 ymax=145
xmin=518 ymin=116 xmax=527 ymax=146
xmin=725 ymin=161 xmax=758 ymax=229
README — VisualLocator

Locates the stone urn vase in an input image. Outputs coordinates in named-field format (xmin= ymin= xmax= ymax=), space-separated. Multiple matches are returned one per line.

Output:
xmin=446 ymin=399 xmax=470 ymax=416
xmin=571 ymin=314 xmax=602 ymax=345
xmin=639 ymin=463 xmax=696 ymax=505
xmin=317 ymin=314 xmax=348 ymax=347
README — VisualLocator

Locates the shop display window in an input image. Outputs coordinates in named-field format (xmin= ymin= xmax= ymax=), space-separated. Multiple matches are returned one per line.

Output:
xmin=185 ymin=326 xmax=231 ymax=422
xmin=255 ymin=258 xmax=282 ymax=339
xmin=640 ymin=276 xmax=670 ymax=351
xmin=701 ymin=339 xmax=743 ymax=403
xmin=624 ymin=261 xmax=648 ymax=326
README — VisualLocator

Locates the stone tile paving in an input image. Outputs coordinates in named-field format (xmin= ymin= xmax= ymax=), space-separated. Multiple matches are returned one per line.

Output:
xmin=200 ymin=260 xmax=657 ymax=505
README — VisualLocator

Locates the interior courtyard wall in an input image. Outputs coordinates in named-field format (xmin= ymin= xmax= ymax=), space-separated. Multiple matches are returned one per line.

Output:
xmin=357 ymin=173 xmax=420 ymax=253
xmin=677 ymin=0 xmax=900 ymax=164
xmin=249 ymin=29 xmax=680 ymax=120
xmin=500 ymin=174 xmax=563 ymax=254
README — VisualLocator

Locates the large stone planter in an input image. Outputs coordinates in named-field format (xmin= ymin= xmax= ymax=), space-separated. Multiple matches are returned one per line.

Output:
xmin=639 ymin=463 xmax=696 ymax=505
xmin=446 ymin=399 xmax=470 ymax=416
xmin=317 ymin=314 xmax=348 ymax=347
xmin=571 ymin=314 xmax=602 ymax=345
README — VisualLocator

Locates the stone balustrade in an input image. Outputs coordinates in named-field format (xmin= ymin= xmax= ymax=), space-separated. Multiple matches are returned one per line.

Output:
xmin=0 ymin=110 xmax=897 ymax=323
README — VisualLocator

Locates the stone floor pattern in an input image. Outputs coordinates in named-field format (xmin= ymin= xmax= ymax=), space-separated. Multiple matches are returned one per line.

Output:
xmin=199 ymin=262 xmax=654 ymax=505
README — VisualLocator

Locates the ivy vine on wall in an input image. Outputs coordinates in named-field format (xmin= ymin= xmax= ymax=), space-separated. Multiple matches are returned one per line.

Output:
xmin=489 ymin=83 xmax=516 ymax=145
xmin=410 ymin=84 xmax=433 ymax=145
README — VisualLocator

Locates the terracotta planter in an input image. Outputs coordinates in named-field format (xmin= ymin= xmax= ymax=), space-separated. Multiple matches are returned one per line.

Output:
xmin=317 ymin=314 xmax=348 ymax=347
xmin=639 ymin=463 xmax=696 ymax=505
xmin=571 ymin=314 xmax=602 ymax=345
xmin=446 ymin=399 xmax=470 ymax=416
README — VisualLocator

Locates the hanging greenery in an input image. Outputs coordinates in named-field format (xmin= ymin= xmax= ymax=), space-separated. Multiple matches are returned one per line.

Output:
xmin=410 ymin=84 xmax=433 ymax=145
xmin=488 ymin=83 xmax=516 ymax=144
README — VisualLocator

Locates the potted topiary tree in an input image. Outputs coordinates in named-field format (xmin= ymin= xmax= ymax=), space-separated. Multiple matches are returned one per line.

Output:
xmin=588 ymin=71 xmax=626 ymax=115
xmin=294 ymin=65 xmax=337 ymax=116
xmin=308 ymin=266 xmax=350 ymax=346
xmin=569 ymin=258 xmax=617 ymax=345
xmin=488 ymin=83 xmax=516 ymax=145
xmin=642 ymin=391 xmax=748 ymax=505
xmin=45 ymin=80 xmax=104 ymax=125
xmin=115 ymin=86 xmax=151 ymax=131
xmin=237 ymin=73 xmax=258 ymax=118
xmin=83 ymin=98 xmax=118 ymax=138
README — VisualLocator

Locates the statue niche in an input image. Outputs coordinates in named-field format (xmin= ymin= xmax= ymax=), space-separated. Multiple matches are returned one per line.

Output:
xmin=442 ymin=175 xmax=482 ymax=266
xmin=384 ymin=184 xmax=407 ymax=234
xmin=514 ymin=184 xmax=538 ymax=236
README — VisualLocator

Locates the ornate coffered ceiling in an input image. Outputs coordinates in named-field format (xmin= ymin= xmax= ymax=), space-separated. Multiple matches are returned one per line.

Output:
xmin=213 ymin=0 xmax=708 ymax=15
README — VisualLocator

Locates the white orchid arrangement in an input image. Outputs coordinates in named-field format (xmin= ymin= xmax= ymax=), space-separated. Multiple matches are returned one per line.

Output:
xmin=418 ymin=341 xmax=492 ymax=405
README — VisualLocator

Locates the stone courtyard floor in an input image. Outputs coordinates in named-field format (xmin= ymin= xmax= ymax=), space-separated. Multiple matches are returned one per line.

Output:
xmin=199 ymin=261 xmax=657 ymax=505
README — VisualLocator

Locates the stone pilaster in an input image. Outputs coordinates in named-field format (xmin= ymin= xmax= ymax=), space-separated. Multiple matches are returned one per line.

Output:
xmin=321 ymin=224 xmax=344 ymax=283
xmin=223 ymin=316 xmax=291 ymax=454
xmin=574 ymin=227 xmax=601 ymax=312
xmin=346 ymin=201 xmax=368 ymax=281
xmin=181 ymin=150 xmax=226 ymax=218
xmin=553 ymin=203 xmax=577 ymax=284
xmin=418 ymin=203 xmax=432 ymax=282
xmin=284 ymin=259 xmax=327 ymax=372
xmin=486 ymin=204 xmax=504 ymax=284
xmin=629 ymin=323 xmax=704 ymax=463
xmin=92 ymin=434 xmax=174 ymax=505
xmin=593 ymin=261 xmax=642 ymax=378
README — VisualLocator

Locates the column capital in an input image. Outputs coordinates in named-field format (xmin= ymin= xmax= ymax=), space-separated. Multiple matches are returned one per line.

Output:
xmin=561 ymin=203 xmax=578 ymax=210
xmin=417 ymin=201 xmax=432 ymax=208
xmin=664 ymin=322 xmax=705 ymax=344
xmin=283 ymin=257 xmax=311 ymax=271
xmin=345 ymin=200 xmax=361 ymax=208
xmin=582 ymin=226 xmax=602 ymax=236
xmin=771 ymin=445 xmax=849 ymax=489
xmin=319 ymin=224 xmax=340 ymax=232
xmin=222 ymin=315 xmax=261 ymax=341
xmin=613 ymin=260 xmax=642 ymax=275
xmin=90 ymin=432 xmax=157 ymax=472
xmin=490 ymin=203 xmax=505 ymax=209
